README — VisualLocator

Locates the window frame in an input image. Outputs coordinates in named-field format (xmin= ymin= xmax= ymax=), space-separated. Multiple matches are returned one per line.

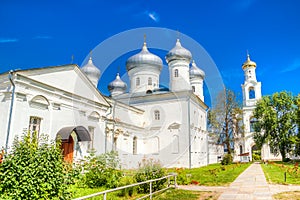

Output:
xmin=154 ymin=110 xmax=160 ymax=120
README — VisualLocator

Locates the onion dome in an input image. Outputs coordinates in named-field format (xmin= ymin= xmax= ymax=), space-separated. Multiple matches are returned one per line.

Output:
xmin=166 ymin=39 xmax=192 ymax=63
xmin=82 ymin=57 xmax=101 ymax=86
xmin=126 ymin=42 xmax=162 ymax=71
xmin=242 ymin=53 xmax=257 ymax=70
xmin=190 ymin=60 xmax=205 ymax=79
xmin=108 ymin=73 xmax=127 ymax=95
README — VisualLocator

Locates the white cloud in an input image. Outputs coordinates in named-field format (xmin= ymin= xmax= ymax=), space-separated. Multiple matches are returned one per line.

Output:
xmin=281 ymin=59 xmax=300 ymax=73
xmin=0 ymin=38 xmax=18 ymax=43
xmin=145 ymin=11 xmax=160 ymax=22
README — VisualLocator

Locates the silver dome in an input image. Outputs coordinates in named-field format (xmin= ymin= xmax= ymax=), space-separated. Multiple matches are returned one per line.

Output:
xmin=108 ymin=73 xmax=127 ymax=92
xmin=82 ymin=57 xmax=101 ymax=80
xmin=190 ymin=60 xmax=205 ymax=79
xmin=126 ymin=42 xmax=163 ymax=71
xmin=166 ymin=39 xmax=192 ymax=63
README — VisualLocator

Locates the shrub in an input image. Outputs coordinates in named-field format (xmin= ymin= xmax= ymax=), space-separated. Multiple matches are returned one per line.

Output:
xmin=134 ymin=159 xmax=167 ymax=193
xmin=175 ymin=168 xmax=191 ymax=185
xmin=117 ymin=176 xmax=136 ymax=197
xmin=221 ymin=154 xmax=233 ymax=165
xmin=0 ymin=132 xmax=70 ymax=200
xmin=252 ymin=153 xmax=261 ymax=161
xmin=81 ymin=151 xmax=122 ymax=189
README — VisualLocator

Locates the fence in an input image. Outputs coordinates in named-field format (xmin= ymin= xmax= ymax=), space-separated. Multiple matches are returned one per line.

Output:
xmin=73 ymin=173 xmax=177 ymax=200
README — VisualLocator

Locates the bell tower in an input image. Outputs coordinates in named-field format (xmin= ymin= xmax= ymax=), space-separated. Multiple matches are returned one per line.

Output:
xmin=241 ymin=53 xmax=261 ymax=107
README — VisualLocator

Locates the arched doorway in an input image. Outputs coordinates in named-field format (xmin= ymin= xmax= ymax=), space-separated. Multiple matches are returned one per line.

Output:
xmin=56 ymin=126 xmax=91 ymax=162
xmin=251 ymin=145 xmax=261 ymax=161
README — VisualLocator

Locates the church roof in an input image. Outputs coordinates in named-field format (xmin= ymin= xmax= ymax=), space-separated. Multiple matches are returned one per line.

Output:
xmin=166 ymin=39 xmax=192 ymax=63
xmin=190 ymin=60 xmax=205 ymax=79
xmin=126 ymin=42 xmax=162 ymax=71
xmin=242 ymin=54 xmax=257 ymax=70
xmin=108 ymin=73 xmax=127 ymax=92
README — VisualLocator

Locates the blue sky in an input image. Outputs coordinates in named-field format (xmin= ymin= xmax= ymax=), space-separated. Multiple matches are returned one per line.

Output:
xmin=0 ymin=0 xmax=299 ymax=105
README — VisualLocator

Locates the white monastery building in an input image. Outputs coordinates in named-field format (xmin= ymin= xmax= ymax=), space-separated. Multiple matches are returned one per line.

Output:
xmin=0 ymin=37 xmax=275 ymax=168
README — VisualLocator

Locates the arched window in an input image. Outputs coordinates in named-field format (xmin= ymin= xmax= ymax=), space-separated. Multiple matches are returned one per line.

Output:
xmin=29 ymin=116 xmax=42 ymax=135
xmin=239 ymin=145 xmax=243 ymax=155
xmin=250 ymin=117 xmax=257 ymax=132
xmin=136 ymin=77 xmax=140 ymax=86
xmin=249 ymin=87 xmax=255 ymax=99
xmin=192 ymin=86 xmax=195 ymax=93
xmin=148 ymin=77 xmax=152 ymax=85
xmin=133 ymin=136 xmax=137 ymax=155
xmin=154 ymin=110 xmax=160 ymax=120
xmin=174 ymin=69 xmax=179 ymax=77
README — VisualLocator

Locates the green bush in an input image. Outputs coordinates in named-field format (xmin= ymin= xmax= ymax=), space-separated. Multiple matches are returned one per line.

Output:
xmin=0 ymin=132 xmax=70 ymax=200
xmin=81 ymin=151 xmax=122 ymax=189
xmin=134 ymin=159 xmax=167 ymax=193
xmin=173 ymin=168 xmax=191 ymax=185
xmin=221 ymin=154 xmax=233 ymax=165
xmin=252 ymin=153 xmax=261 ymax=161
xmin=117 ymin=176 xmax=136 ymax=197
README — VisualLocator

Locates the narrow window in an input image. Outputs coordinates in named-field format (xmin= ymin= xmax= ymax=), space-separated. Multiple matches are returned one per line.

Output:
xmin=136 ymin=77 xmax=140 ymax=86
xmin=174 ymin=69 xmax=179 ymax=77
xmin=192 ymin=86 xmax=195 ymax=92
xmin=249 ymin=87 xmax=255 ymax=99
xmin=133 ymin=136 xmax=137 ymax=155
xmin=250 ymin=117 xmax=257 ymax=132
xmin=154 ymin=110 xmax=160 ymax=120
xmin=29 ymin=116 xmax=41 ymax=136
xmin=239 ymin=145 xmax=243 ymax=155
xmin=113 ymin=136 xmax=118 ymax=151
xmin=88 ymin=126 xmax=95 ymax=150
xmin=148 ymin=77 xmax=152 ymax=85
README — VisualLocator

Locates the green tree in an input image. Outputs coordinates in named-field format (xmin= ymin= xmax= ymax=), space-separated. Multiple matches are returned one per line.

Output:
xmin=253 ymin=91 xmax=297 ymax=161
xmin=0 ymin=132 xmax=70 ymax=199
xmin=294 ymin=94 xmax=300 ymax=156
xmin=208 ymin=88 xmax=243 ymax=157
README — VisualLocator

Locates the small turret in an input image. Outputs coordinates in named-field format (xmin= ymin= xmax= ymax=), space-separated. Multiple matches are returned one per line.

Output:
xmin=108 ymin=73 xmax=127 ymax=97
xmin=82 ymin=57 xmax=101 ymax=87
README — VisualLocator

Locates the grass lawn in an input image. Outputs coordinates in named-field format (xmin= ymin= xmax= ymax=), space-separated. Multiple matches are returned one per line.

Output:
xmin=168 ymin=163 xmax=251 ymax=186
xmin=273 ymin=191 xmax=300 ymax=200
xmin=71 ymin=163 xmax=251 ymax=199
xmin=72 ymin=187 xmax=219 ymax=200
xmin=261 ymin=162 xmax=300 ymax=185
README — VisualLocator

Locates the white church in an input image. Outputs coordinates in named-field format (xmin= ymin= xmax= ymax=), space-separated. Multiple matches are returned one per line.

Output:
xmin=0 ymin=37 xmax=276 ymax=168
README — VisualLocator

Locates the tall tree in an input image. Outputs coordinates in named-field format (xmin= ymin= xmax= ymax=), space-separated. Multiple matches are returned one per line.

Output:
xmin=294 ymin=94 xmax=300 ymax=156
xmin=208 ymin=88 xmax=243 ymax=155
xmin=253 ymin=91 xmax=297 ymax=161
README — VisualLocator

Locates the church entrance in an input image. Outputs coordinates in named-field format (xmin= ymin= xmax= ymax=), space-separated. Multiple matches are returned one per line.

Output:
xmin=56 ymin=126 xmax=91 ymax=162
xmin=61 ymin=135 xmax=74 ymax=162
xmin=251 ymin=145 xmax=261 ymax=161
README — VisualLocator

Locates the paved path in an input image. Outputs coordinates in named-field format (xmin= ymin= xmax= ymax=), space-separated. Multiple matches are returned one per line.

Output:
xmin=179 ymin=163 xmax=300 ymax=200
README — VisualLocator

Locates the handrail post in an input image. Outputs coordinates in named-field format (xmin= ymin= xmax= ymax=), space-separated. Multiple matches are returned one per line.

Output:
xmin=174 ymin=174 xmax=177 ymax=188
xmin=150 ymin=181 xmax=152 ymax=200
xmin=103 ymin=192 xmax=107 ymax=200
xmin=168 ymin=176 xmax=170 ymax=187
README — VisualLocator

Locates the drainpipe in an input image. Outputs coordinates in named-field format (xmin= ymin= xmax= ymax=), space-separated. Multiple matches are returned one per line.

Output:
xmin=111 ymin=100 xmax=117 ymax=151
xmin=187 ymin=93 xmax=192 ymax=169
xmin=206 ymin=107 xmax=210 ymax=165
xmin=5 ymin=70 xmax=15 ymax=152
xmin=104 ymin=104 xmax=113 ymax=153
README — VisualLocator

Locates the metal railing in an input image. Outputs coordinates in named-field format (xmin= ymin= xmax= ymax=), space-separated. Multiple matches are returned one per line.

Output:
xmin=73 ymin=173 xmax=177 ymax=200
